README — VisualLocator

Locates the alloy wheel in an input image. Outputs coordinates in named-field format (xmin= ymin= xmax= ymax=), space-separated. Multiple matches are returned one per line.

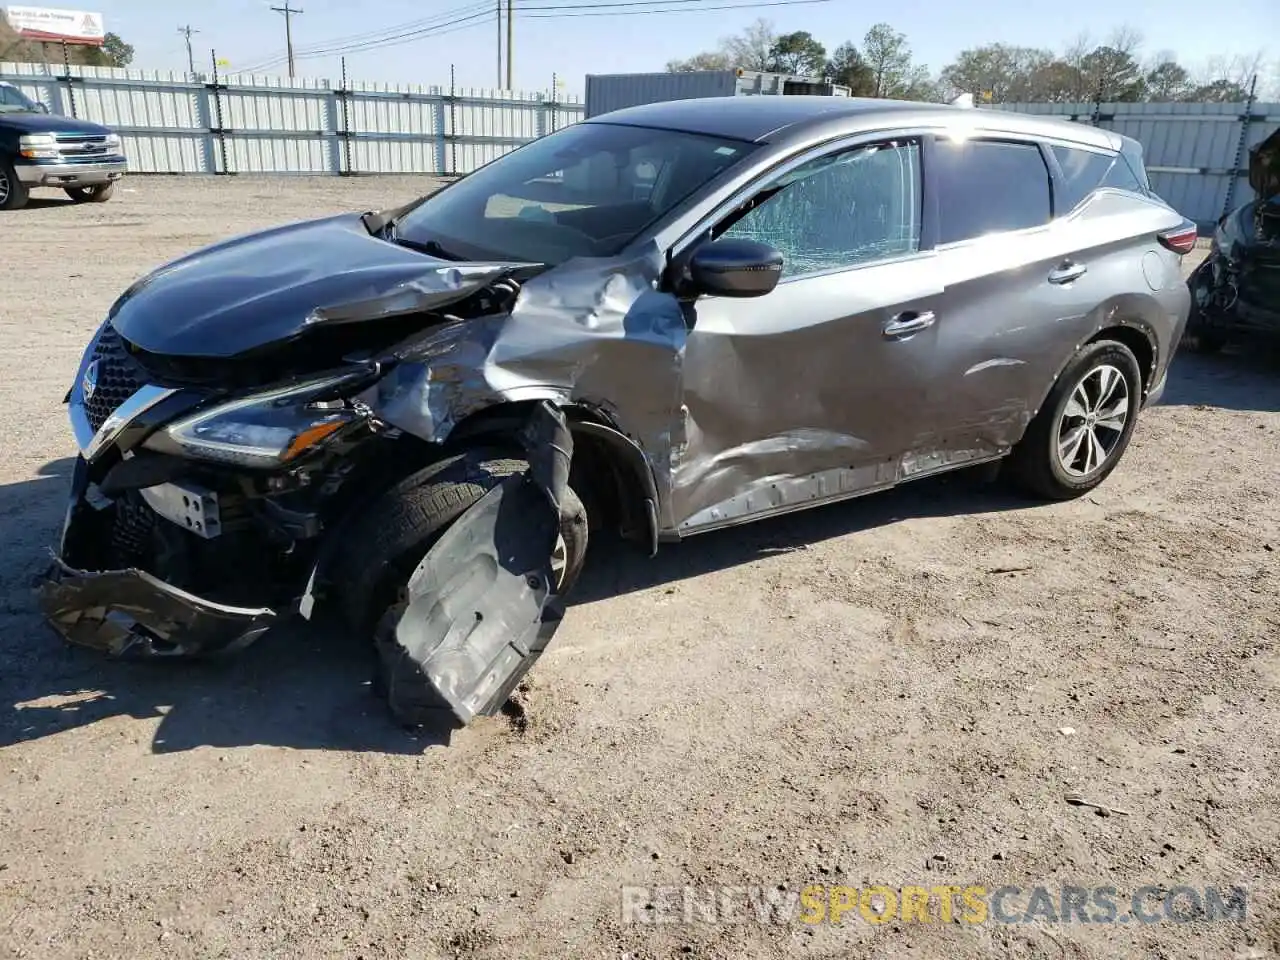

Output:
xmin=0 ymin=168 xmax=9 ymax=206
xmin=1056 ymin=363 xmax=1130 ymax=477
xmin=550 ymin=533 xmax=568 ymax=590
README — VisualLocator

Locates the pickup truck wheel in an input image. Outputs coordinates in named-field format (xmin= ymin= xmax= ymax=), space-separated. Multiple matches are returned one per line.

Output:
xmin=0 ymin=158 xmax=30 ymax=210
xmin=65 ymin=182 xmax=115 ymax=203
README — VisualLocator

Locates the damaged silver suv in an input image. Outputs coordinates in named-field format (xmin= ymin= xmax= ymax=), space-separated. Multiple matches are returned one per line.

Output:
xmin=41 ymin=97 xmax=1195 ymax=727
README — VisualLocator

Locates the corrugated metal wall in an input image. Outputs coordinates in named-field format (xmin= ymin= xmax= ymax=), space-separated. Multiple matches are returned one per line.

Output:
xmin=999 ymin=100 xmax=1280 ymax=227
xmin=0 ymin=61 xmax=584 ymax=175
xmin=585 ymin=71 xmax=738 ymax=118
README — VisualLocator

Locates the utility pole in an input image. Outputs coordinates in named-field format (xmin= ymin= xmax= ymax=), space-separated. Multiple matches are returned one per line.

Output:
xmin=496 ymin=0 xmax=502 ymax=88
xmin=505 ymin=0 xmax=513 ymax=89
xmin=178 ymin=24 xmax=199 ymax=75
xmin=270 ymin=2 xmax=303 ymax=79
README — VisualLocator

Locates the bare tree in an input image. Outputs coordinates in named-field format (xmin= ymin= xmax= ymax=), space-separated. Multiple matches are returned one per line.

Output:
xmin=665 ymin=18 xmax=777 ymax=73
xmin=721 ymin=18 xmax=777 ymax=72
xmin=666 ymin=51 xmax=731 ymax=72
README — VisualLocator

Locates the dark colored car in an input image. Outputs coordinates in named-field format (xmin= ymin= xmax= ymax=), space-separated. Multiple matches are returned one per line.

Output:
xmin=1185 ymin=128 xmax=1280 ymax=352
xmin=0 ymin=80 xmax=126 ymax=210
xmin=40 ymin=97 xmax=1195 ymax=728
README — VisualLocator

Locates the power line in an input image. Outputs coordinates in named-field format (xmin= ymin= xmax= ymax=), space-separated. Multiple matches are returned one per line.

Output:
xmin=247 ymin=2 xmax=492 ymax=67
xmin=239 ymin=10 xmax=496 ymax=73
xmin=177 ymin=24 xmax=199 ymax=75
xmin=269 ymin=2 xmax=303 ymax=78
xmin=238 ymin=0 xmax=831 ymax=77
xmin=525 ymin=0 xmax=834 ymax=16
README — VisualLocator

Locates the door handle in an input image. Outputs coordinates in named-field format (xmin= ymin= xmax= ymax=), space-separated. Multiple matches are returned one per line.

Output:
xmin=883 ymin=310 xmax=936 ymax=339
xmin=1048 ymin=261 xmax=1088 ymax=284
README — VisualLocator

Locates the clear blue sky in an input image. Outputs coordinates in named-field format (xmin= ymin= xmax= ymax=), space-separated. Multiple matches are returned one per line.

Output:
xmin=79 ymin=0 xmax=1275 ymax=97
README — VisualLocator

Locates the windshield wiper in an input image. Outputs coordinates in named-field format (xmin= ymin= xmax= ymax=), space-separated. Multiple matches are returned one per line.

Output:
xmin=389 ymin=231 xmax=463 ymax=261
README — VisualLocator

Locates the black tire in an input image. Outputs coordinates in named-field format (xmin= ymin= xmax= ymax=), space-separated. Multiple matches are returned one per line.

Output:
xmin=1006 ymin=340 xmax=1143 ymax=500
xmin=0 ymin=157 xmax=30 ymax=211
xmin=1183 ymin=327 xmax=1227 ymax=355
xmin=65 ymin=182 xmax=114 ymax=203
xmin=334 ymin=448 xmax=588 ymax=635
xmin=1183 ymin=299 xmax=1227 ymax=354
xmin=1182 ymin=263 xmax=1228 ymax=354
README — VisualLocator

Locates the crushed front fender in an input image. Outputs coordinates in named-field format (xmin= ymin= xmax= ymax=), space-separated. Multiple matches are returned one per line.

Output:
xmin=38 ymin=558 xmax=277 ymax=659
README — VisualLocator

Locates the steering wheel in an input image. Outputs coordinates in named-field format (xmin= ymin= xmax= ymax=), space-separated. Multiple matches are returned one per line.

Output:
xmin=498 ymin=214 xmax=608 ymax=258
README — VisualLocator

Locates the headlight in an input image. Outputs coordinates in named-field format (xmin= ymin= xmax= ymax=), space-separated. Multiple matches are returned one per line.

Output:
xmin=18 ymin=133 xmax=58 ymax=159
xmin=142 ymin=369 xmax=373 ymax=469
xmin=104 ymin=133 xmax=122 ymax=150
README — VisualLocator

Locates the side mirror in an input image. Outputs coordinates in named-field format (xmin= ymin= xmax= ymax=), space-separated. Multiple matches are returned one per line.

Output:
xmin=35 ymin=101 xmax=50 ymax=113
xmin=688 ymin=238 xmax=784 ymax=298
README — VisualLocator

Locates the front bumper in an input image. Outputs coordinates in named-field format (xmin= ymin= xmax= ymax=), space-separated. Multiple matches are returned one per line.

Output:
xmin=15 ymin=158 xmax=127 ymax=187
xmin=36 ymin=456 xmax=278 ymax=659
xmin=39 ymin=558 xmax=277 ymax=659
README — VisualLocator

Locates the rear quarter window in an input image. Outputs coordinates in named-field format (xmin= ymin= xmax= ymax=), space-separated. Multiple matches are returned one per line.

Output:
xmin=1051 ymin=143 xmax=1151 ymax=215
xmin=934 ymin=138 xmax=1052 ymax=244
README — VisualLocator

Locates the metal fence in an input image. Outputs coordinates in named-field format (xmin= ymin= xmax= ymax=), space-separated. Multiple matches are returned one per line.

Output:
xmin=0 ymin=61 xmax=584 ymax=176
xmin=2 ymin=59 xmax=1275 ymax=227
xmin=999 ymin=100 xmax=1280 ymax=228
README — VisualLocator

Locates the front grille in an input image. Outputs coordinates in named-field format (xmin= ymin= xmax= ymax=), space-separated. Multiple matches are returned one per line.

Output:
xmin=108 ymin=496 xmax=158 ymax=568
xmin=52 ymin=133 xmax=119 ymax=162
xmin=84 ymin=324 xmax=147 ymax=432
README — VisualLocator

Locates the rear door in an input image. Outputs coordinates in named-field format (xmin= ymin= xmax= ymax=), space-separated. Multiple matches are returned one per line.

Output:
xmin=924 ymin=135 xmax=1109 ymax=459
xmin=671 ymin=135 xmax=946 ymax=534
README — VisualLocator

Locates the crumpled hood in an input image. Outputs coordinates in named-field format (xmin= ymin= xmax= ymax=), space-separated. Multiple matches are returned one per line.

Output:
xmin=107 ymin=213 xmax=537 ymax=358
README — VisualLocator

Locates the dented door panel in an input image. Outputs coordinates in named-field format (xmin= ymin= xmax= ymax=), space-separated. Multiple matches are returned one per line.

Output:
xmin=673 ymin=255 xmax=945 ymax=532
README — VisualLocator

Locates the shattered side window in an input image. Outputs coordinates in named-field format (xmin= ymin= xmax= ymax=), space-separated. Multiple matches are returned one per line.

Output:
xmin=720 ymin=139 xmax=923 ymax=278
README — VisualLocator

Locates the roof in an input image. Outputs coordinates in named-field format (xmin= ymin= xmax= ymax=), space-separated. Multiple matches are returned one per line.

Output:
xmin=585 ymin=96 xmax=1119 ymax=151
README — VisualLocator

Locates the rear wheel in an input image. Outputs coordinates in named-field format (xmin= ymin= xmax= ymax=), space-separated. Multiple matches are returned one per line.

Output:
xmin=65 ymin=182 xmax=115 ymax=203
xmin=1006 ymin=340 xmax=1143 ymax=500
xmin=0 ymin=158 xmax=30 ymax=211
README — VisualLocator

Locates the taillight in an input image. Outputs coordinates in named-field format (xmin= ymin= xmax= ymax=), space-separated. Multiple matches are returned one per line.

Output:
xmin=1157 ymin=219 xmax=1198 ymax=255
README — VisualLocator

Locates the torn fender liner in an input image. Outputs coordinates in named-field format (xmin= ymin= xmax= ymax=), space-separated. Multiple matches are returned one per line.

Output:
xmin=38 ymin=559 xmax=277 ymax=659
xmin=380 ymin=475 xmax=563 ymax=726
xmin=380 ymin=402 xmax=572 ymax=726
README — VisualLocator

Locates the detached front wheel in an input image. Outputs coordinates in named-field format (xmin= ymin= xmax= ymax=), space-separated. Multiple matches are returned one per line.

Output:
xmin=332 ymin=449 xmax=588 ymax=725
xmin=338 ymin=449 xmax=588 ymax=630
xmin=1007 ymin=340 xmax=1143 ymax=500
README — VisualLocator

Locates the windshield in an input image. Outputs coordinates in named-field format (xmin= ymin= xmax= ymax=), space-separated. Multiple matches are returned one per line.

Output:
xmin=396 ymin=122 xmax=758 ymax=265
xmin=0 ymin=84 xmax=42 ymax=113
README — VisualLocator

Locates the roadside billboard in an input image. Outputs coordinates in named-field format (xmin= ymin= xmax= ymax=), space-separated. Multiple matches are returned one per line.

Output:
xmin=2 ymin=6 xmax=105 ymax=45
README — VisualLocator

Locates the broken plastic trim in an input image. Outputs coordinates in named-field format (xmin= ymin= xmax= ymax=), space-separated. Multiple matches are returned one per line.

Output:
xmin=379 ymin=401 xmax=573 ymax=726
xmin=38 ymin=557 xmax=277 ymax=659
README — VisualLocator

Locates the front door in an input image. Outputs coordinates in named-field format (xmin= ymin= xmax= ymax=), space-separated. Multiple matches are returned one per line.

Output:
xmin=669 ymin=136 xmax=944 ymax=534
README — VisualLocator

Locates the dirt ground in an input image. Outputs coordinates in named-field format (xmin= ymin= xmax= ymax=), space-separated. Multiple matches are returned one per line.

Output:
xmin=1 ymin=176 xmax=1277 ymax=960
